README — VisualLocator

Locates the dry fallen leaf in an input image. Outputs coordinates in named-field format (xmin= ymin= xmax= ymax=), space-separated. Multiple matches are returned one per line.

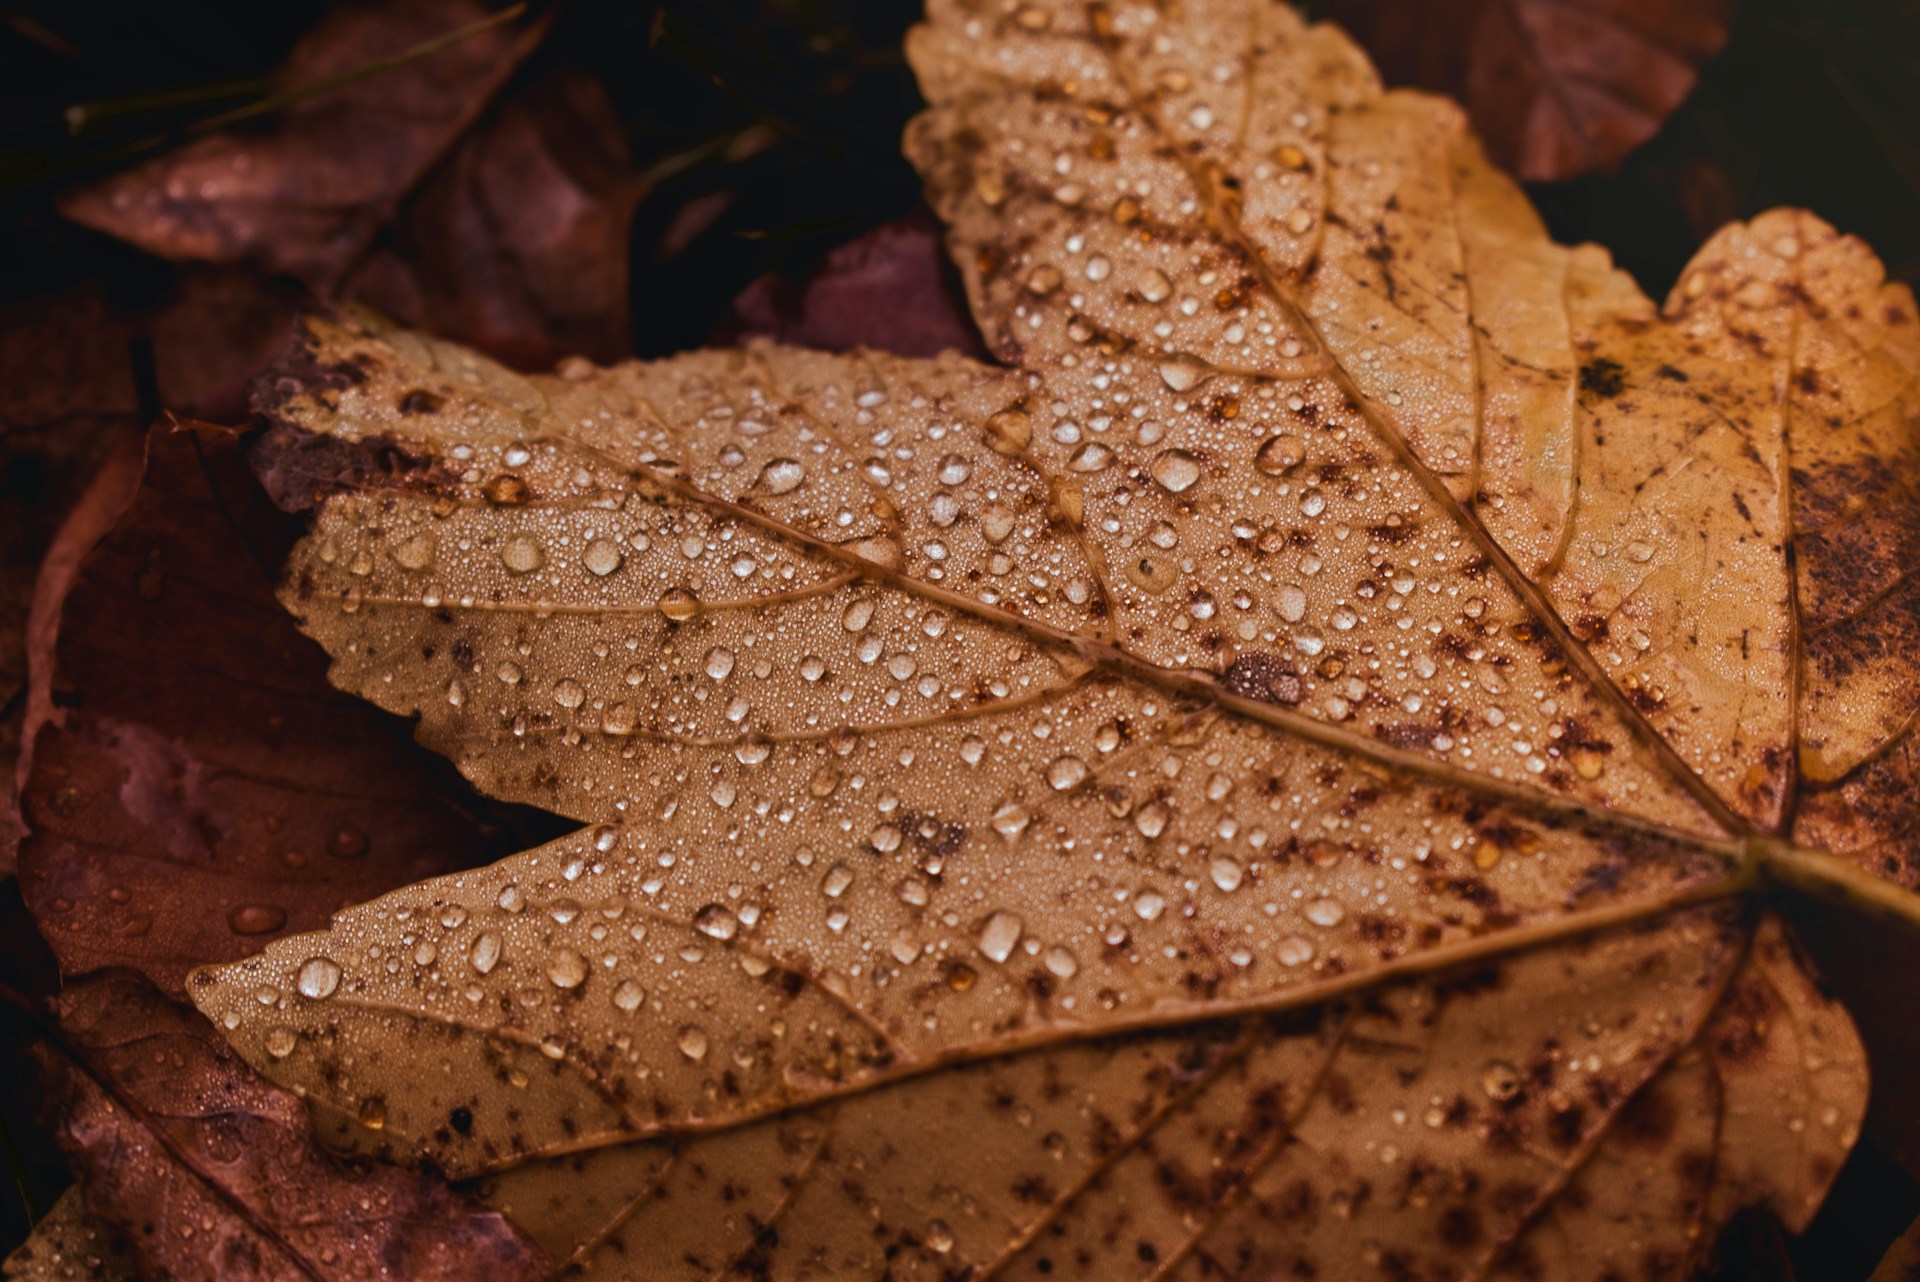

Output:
xmin=1320 ymin=0 xmax=1732 ymax=181
xmin=35 ymin=972 xmax=550 ymax=1282
xmin=191 ymin=1 xmax=1920 ymax=1277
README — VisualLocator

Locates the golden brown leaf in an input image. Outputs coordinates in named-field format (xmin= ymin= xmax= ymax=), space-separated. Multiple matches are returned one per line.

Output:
xmin=190 ymin=2 xmax=1920 ymax=1277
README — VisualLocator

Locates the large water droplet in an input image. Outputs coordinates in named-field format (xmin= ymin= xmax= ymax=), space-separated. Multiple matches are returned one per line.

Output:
xmin=760 ymin=458 xmax=806 ymax=494
xmin=694 ymin=904 xmax=739 ymax=941
xmin=583 ymin=538 xmax=624 ymax=576
xmin=1255 ymin=434 xmax=1304 ymax=475
xmin=545 ymin=949 xmax=588 ymax=989
xmin=392 ymin=531 xmax=437 ymax=571
xmin=1209 ymin=857 xmax=1244 ymax=893
xmin=296 ymin=956 xmax=341 ymax=1000
xmin=986 ymin=409 xmax=1032 ymax=456
xmin=977 ymin=911 xmax=1024 ymax=964
xmin=1304 ymin=897 xmax=1346 ymax=928
xmin=678 ymin=1025 xmax=710 ymax=1061
xmin=658 ymin=586 xmax=701 ymax=622
xmin=500 ymin=535 xmax=545 ymax=574
xmin=1480 ymin=1059 xmax=1523 ymax=1102
xmin=471 ymin=931 xmax=503 ymax=974
xmin=612 ymin=979 xmax=646 ymax=1012
xmin=1046 ymin=755 xmax=1089 ymax=791
xmin=1158 ymin=354 xmax=1210 ymax=392
xmin=1044 ymin=945 xmax=1080 ymax=979
xmin=1149 ymin=449 xmax=1202 ymax=494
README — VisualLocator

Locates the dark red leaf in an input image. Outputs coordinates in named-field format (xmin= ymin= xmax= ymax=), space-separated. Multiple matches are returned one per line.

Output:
xmin=58 ymin=0 xmax=547 ymax=285
xmin=16 ymin=425 xmax=544 ymax=994
xmin=1 ymin=292 xmax=146 ymax=875
xmin=38 ymin=972 xmax=549 ymax=1282
xmin=724 ymin=211 xmax=988 ymax=359
xmin=347 ymin=72 xmax=647 ymax=369
xmin=1322 ymin=0 xmax=1733 ymax=180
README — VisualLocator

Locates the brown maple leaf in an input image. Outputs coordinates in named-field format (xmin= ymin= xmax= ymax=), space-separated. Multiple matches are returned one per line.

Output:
xmin=189 ymin=2 xmax=1919 ymax=1278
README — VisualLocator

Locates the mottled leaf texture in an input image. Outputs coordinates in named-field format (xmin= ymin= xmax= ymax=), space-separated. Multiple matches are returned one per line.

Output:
xmin=2 ymin=1190 xmax=136 ymax=1282
xmin=38 ymin=973 xmax=549 ymax=1282
xmin=1322 ymin=0 xmax=1731 ymax=181
xmin=193 ymin=1 xmax=1920 ymax=1279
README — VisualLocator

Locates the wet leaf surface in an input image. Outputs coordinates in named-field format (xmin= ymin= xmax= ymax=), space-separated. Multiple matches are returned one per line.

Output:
xmin=184 ymin=2 xmax=1920 ymax=1277
xmin=37 ymin=972 xmax=548 ymax=1282
xmin=1321 ymin=0 xmax=1733 ymax=181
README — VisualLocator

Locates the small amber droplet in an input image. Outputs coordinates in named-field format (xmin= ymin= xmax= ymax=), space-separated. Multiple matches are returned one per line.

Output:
xmin=482 ymin=474 xmax=531 ymax=506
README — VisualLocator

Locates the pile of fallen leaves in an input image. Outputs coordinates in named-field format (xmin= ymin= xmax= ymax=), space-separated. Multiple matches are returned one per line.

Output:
xmin=6 ymin=1 xmax=1920 ymax=1280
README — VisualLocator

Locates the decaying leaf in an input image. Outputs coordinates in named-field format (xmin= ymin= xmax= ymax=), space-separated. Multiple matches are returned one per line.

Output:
xmin=16 ymin=426 xmax=536 ymax=995
xmin=342 ymin=71 xmax=647 ymax=370
xmin=726 ymin=212 xmax=991 ymax=359
xmin=0 ymin=293 xmax=146 ymax=875
xmin=57 ymin=0 xmax=546 ymax=286
xmin=37 ymin=972 xmax=549 ymax=1281
xmin=1321 ymin=0 xmax=1732 ymax=181
xmin=191 ymin=1 xmax=1920 ymax=1277
xmin=1 ymin=1189 xmax=136 ymax=1282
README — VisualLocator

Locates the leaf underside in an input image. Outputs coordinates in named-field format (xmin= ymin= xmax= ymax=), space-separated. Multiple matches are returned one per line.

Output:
xmin=191 ymin=1 xmax=1920 ymax=1278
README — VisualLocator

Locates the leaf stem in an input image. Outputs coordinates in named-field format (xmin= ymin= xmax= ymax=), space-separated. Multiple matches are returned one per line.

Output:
xmin=1751 ymin=838 xmax=1920 ymax=931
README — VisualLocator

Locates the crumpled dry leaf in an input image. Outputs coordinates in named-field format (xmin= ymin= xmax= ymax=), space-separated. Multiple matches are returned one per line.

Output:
xmin=1 ymin=1189 xmax=136 ymax=1282
xmin=57 ymin=0 xmax=546 ymax=286
xmin=1322 ymin=0 xmax=1732 ymax=181
xmin=15 ymin=425 xmax=539 ymax=995
xmin=36 ymin=972 xmax=549 ymax=1282
xmin=192 ymin=1 xmax=1920 ymax=1277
